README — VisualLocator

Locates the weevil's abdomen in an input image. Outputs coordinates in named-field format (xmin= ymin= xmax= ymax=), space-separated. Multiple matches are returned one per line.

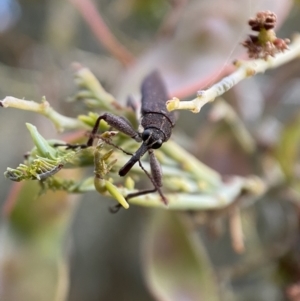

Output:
xmin=141 ymin=71 xmax=176 ymax=126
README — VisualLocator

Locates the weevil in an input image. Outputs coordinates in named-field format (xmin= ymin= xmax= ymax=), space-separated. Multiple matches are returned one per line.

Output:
xmin=75 ymin=71 xmax=176 ymax=208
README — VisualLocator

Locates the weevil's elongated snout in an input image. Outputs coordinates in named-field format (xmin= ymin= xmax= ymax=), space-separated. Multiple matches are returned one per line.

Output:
xmin=119 ymin=143 xmax=148 ymax=176
xmin=142 ymin=128 xmax=163 ymax=149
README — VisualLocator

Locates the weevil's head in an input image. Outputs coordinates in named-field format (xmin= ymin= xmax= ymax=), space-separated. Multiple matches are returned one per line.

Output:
xmin=119 ymin=127 xmax=164 ymax=178
xmin=141 ymin=128 xmax=164 ymax=149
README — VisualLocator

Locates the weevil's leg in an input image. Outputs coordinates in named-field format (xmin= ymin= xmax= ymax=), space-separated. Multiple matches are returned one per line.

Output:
xmin=109 ymin=204 xmax=122 ymax=214
xmin=125 ymin=187 xmax=158 ymax=201
xmin=54 ymin=113 xmax=140 ymax=150
xmin=125 ymin=157 xmax=168 ymax=205
xmin=149 ymin=149 xmax=162 ymax=187
xmin=87 ymin=113 xmax=140 ymax=147
xmin=126 ymin=95 xmax=138 ymax=112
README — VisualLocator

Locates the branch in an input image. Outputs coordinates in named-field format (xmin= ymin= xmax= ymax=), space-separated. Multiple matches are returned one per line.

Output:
xmin=69 ymin=0 xmax=135 ymax=67
xmin=166 ymin=34 xmax=300 ymax=113
xmin=0 ymin=96 xmax=88 ymax=132
xmin=75 ymin=174 xmax=266 ymax=210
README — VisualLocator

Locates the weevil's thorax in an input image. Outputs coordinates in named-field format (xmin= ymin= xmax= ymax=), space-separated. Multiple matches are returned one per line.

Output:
xmin=140 ymin=112 xmax=173 ymax=148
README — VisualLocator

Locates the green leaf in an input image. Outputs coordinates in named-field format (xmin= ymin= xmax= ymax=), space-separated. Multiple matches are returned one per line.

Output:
xmin=26 ymin=123 xmax=57 ymax=160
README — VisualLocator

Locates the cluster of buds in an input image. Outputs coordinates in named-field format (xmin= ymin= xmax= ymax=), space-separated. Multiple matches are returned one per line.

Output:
xmin=242 ymin=11 xmax=290 ymax=59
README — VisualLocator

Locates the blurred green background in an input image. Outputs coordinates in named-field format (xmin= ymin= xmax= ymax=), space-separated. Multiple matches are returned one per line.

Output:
xmin=1 ymin=1 xmax=300 ymax=301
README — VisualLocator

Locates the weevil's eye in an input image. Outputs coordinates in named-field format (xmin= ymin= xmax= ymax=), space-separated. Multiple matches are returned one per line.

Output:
xmin=142 ymin=129 xmax=151 ymax=141
xmin=152 ymin=140 xmax=162 ymax=149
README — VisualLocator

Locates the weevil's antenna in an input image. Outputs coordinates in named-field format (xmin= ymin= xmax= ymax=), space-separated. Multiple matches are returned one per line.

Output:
xmin=99 ymin=137 xmax=168 ymax=205
xmin=100 ymin=136 xmax=133 ymax=156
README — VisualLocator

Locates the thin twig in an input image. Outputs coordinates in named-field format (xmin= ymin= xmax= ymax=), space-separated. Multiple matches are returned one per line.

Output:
xmin=158 ymin=0 xmax=189 ymax=38
xmin=0 ymin=96 xmax=88 ymax=132
xmin=69 ymin=0 xmax=135 ymax=67
xmin=167 ymin=34 xmax=300 ymax=113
